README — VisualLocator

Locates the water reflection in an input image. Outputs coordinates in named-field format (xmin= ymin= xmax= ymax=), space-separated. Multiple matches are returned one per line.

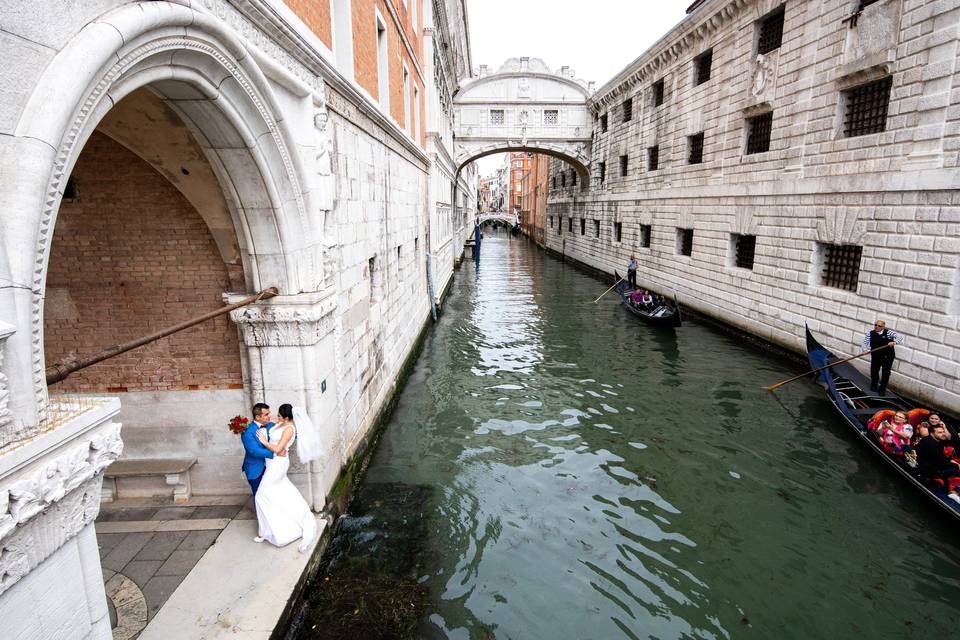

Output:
xmin=288 ymin=237 xmax=960 ymax=639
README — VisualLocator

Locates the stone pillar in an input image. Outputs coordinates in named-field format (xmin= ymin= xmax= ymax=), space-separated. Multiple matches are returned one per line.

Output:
xmin=229 ymin=291 xmax=340 ymax=511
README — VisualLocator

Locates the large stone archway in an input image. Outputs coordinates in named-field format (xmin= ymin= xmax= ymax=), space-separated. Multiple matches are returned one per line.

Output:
xmin=2 ymin=2 xmax=328 ymax=432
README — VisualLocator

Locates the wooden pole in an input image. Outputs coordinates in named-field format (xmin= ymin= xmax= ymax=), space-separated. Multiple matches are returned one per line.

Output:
xmin=45 ymin=287 xmax=279 ymax=385
xmin=765 ymin=343 xmax=892 ymax=392
xmin=594 ymin=278 xmax=625 ymax=304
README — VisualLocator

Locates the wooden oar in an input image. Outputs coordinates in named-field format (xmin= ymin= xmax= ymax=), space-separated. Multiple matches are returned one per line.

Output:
xmin=594 ymin=278 xmax=624 ymax=304
xmin=765 ymin=343 xmax=893 ymax=392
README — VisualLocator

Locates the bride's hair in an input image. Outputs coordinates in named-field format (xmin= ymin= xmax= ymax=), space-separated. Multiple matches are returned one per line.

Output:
xmin=278 ymin=403 xmax=294 ymax=421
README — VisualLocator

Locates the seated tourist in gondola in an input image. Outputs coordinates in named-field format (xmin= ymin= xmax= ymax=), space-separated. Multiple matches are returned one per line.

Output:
xmin=629 ymin=289 xmax=645 ymax=307
xmin=927 ymin=413 xmax=959 ymax=440
xmin=916 ymin=423 xmax=960 ymax=499
xmin=877 ymin=412 xmax=914 ymax=455
xmin=641 ymin=291 xmax=654 ymax=305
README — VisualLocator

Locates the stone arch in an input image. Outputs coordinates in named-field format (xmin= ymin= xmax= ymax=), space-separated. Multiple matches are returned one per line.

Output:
xmin=9 ymin=3 xmax=319 ymax=419
xmin=456 ymin=143 xmax=590 ymax=181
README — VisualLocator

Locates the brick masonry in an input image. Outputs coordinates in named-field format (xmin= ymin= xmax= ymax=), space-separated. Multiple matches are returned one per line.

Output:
xmin=44 ymin=132 xmax=243 ymax=393
xmin=545 ymin=0 xmax=960 ymax=412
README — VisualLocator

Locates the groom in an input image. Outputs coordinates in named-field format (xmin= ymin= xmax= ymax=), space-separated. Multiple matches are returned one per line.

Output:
xmin=241 ymin=402 xmax=286 ymax=495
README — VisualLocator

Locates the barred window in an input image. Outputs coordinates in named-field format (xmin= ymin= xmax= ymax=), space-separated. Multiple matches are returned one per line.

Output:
xmin=623 ymin=98 xmax=633 ymax=122
xmin=844 ymin=77 xmax=892 ymax=137
xmin=568 ymin=217 xmax=573 ymax=232
xmin=756 ymin=5 xmax=785 ymax=55
xmin=570 ymin=170 xmax=577 ymax=186
xmin=733 ymin=234 xmax=757 ymax=270
xmin=551 ymin=176 xmax=556 ymax=189
xmin=614 ymin=222 xmax=623 ymax=242
xmin=652 ymin=79 xmax=665 ymax=107
xmin=640 ymin=224 xmax=652 ymax=248
xmin=549 ymin=216 xmax=553 ymax=228
xmin=746 ymin=112 xmax=773 ymax=154
xmin=598 ymin=161 xmax=606 ymax=185
xmin=490 ymin=109 xmax=504 ymax=125
xmin=600 ymin=113 xmax=608 ymax=132
xmin=561 ymin=172 xmax=566 ymax=187
xmin=620 ymin=154 xmax=629 ymax=177
xmin=594 ymin=220 xmax=600 ymax=238
xmin=694 ymin=49 xmax=713 ymax=86
xmin=820 ymin=243 xmax=862 ymax=291
xmin=648 ymin=146 xmax=660 ymax=171
xmin=858 ymin=0 xmax=880 ymax=9
xmin=677 ymin=228 xmax=694 ymax=256
xmin=688 ymin=132 xmax=705 ymax=164
xmin=544 ymin=109 xmax=559 ymax=125
xmin=580 ymin=218 xmax=586 ymax=235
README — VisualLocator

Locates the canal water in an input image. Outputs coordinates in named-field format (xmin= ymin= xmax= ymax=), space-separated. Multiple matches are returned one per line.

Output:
xmin=288 ymin=235 xmax=960 ymax=639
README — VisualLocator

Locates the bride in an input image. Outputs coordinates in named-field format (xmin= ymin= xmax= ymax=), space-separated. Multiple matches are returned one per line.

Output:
xmin=253 ymin=403 xmax=319 ymax=552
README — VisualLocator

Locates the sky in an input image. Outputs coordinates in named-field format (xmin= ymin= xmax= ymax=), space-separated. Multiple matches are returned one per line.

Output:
xmin=466 ymin=0 xmax=689 ymax=176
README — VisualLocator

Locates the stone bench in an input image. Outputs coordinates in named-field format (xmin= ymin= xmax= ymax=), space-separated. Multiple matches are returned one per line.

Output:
xmin=103 ymin=458 xmax=197 ymax=504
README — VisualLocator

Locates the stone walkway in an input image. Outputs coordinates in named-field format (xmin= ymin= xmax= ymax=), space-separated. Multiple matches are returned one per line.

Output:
xmin=96 ymin=495 xmax=324 ymax=639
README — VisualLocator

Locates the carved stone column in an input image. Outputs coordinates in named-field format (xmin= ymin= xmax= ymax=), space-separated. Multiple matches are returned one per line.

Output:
xmin=228 ymin=291 xmax=340 ymax=511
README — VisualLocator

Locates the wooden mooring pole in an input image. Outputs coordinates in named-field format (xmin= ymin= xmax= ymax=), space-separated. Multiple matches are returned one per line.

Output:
xmin=45 ymin=287 xmax=279 ymax=386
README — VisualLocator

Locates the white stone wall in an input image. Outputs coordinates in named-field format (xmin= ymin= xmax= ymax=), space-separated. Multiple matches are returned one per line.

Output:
xmin=546 ymin=0 xmax=960 ymax=412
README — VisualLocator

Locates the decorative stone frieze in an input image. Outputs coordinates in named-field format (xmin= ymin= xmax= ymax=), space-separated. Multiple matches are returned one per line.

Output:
xmin=0 ymin=414 xmax=121 ymax=595
xmin=0 ymin=322 xmax=14 ymax=447
xmin=229 ymin=292 xmax=337 ymax=347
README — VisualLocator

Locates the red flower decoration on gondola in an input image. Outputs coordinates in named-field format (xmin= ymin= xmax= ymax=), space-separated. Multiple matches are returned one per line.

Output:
xmin=228 ymin=415 xmax=250 ymax=436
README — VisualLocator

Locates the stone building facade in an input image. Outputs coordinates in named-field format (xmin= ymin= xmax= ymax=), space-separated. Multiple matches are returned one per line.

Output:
xmin=519 ymin=153 xmax=551 ymax=244
xmin=545 ymin=0 xmax=960 ymax=413
xmin=0 ymin=0 xmax=474 ymax=636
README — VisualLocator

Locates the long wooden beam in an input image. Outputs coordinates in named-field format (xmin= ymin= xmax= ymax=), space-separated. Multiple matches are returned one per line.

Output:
xmin=45 ymin=287 xmax=279 ymax=386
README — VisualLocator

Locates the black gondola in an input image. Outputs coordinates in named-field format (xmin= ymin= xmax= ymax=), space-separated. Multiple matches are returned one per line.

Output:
xmin=805 ymin=324 xmax=960 ymax=522
xmin=613 ymin=271 xmax=682 ymax=328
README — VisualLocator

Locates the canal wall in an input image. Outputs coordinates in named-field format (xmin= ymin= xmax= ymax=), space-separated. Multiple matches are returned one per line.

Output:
xmin=545 ymin=0 xmax=960 ymax=414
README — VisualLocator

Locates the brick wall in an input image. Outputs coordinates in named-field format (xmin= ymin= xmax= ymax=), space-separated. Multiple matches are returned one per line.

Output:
xmin=286 ymin=0 xmax=332 ymax=49
xmin=44 ymin=131 xmax=243 ymax=393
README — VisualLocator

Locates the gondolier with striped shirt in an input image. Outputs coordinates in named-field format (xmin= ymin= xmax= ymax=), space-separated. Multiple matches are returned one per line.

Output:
xmin=861 ymin=319 xmax=904 ymax=395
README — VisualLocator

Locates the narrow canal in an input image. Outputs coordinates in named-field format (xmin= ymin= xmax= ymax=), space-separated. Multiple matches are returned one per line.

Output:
xmin=288 ymin=235 xmax=960 ymax=639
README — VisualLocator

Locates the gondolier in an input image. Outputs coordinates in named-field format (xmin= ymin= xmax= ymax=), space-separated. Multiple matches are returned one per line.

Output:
xmin=861 ymin=320 xmax=904 ymax=395
xmin=626 ymin=256 xmax=638 ymax=290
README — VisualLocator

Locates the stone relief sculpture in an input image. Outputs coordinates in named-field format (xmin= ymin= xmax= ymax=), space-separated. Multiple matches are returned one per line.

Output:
xmin=751 ymin=53 xmax=772 ymax=98
xmin=313 ymin=108 xmax=335 ymax=212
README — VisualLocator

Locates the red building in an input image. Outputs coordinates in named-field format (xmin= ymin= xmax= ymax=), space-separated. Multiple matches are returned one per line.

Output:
xmin=509 ymin=152 xmax=532 ymax=217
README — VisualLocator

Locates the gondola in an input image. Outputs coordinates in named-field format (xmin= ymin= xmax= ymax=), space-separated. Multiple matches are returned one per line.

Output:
xmin=613 ymin=271 xmax=682 ymax=328
xmin=805 ymin=325 xmax=960 ymax=522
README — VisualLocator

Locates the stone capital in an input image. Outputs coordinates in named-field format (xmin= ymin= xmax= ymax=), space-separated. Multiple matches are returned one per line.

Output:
xmin=227 ymin=290 xmax=337 ymax=347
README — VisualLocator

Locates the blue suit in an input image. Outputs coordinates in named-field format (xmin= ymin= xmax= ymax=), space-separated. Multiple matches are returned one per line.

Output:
xmin=241 ymin=421 xmax=274 ymax=495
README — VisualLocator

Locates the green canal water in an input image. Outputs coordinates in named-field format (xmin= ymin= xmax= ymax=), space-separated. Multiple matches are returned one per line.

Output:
xmin=288 ymin=235 xmax=960 ymax=639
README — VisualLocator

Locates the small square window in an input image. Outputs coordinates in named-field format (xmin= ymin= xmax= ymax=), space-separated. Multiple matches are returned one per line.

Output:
xmin=746 ymin=112 xmax=773 ymax=154
xmin=598 ymin=161 xmax=606 ymax=185
xmin=640 ymin=224 xmax=652 ymax=248
xmin=820 ymin=243 xmax=863 ymax=291
xmin=647 ymin=146 xmax=659 ymax=171
xmin=694 ymin=49 xmax=713 ymax=86
xmin=620 ymin=155 xmax=629 ymax=177
xmin=600 ymin=114 xmax=608 ymax=132
xmin=544 ymin=109 xmax=559 ymax=125
xmin=688 ymin=132 xmax=705 ymax=164
xmin=623 ymin=98 xmax=633 ymax=122
xmin=844 ymin=76 xmax=892 ymax=138
xmin=756 ymin=5 xmax=785 ymax=55
xmin=580 ymin=218 xmax=586 ymax=235
xmin=594 ymin=220 xmax=600 ymax=238
xmin=733 ymin=234 xmax=757 ymax=270
xmin=677 ymin=228 xmax=693 ymax=256
xmin=614 ymin=222 xmax=623 ymax=243
xmin=490 ymin=109 xmax=504 ymax=125
xmin=652 ymin=79 xmax=665 ymax=107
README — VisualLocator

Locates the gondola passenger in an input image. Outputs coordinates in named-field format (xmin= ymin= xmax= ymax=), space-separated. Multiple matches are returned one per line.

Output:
xmin=916 ymin=423 xmax=960 ymax=500
xmin=878 ymin=412 xmax=913 ymax=454
xmin=629 ymin=289 xmax=645 ymax=306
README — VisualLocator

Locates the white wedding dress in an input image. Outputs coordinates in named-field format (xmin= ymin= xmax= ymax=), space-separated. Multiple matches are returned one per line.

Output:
xmin=254 ymin=424 xmax=317 ymax=551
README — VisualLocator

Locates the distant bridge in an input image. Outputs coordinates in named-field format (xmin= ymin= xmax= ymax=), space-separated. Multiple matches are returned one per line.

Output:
xmin=476 ymin=213 xmax=516 ymax=226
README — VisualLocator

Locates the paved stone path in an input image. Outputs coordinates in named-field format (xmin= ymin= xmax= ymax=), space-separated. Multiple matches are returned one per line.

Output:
xmin=96 ymin=496 xmax=253 ymax=639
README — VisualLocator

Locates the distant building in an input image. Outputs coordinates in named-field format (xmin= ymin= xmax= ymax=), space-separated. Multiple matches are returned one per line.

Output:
xmin=520 ymin=154 xmax=551 ymax=244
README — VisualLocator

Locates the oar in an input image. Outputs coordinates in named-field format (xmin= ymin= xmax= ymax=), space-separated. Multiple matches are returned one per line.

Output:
xmin=594 ymin=278 xmax=624 ymax=304
xmin=765 ymin=343 xmax=893 ymax=392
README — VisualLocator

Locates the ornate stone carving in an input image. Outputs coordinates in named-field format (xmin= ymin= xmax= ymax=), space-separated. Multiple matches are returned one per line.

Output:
xmin=314 ymin=108 xmax=335 ymax=212
xmin=230 ymin=296 xmax=336 ymax=347
xmin=751 ymin=53 xmax=772 ymax=98
xmin=816 ymin=207 xmax=866 ymax=246
xmin=0 ymin=420 xmax=122 ymax=595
